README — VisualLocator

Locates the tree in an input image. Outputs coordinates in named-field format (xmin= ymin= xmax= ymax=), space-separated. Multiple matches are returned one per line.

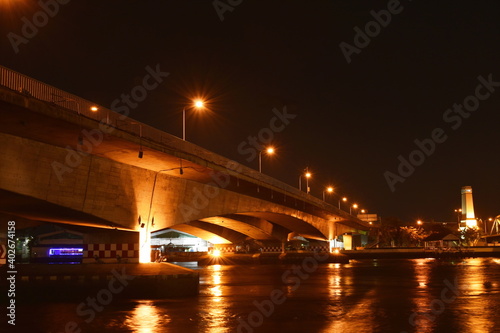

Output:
xmin=399 ymin=226 xmax=428 ymax=247
xmin=460 ymin=227 xmax=481 ymax=246
xmin=374 ymin=217 xmax=429 ymax=247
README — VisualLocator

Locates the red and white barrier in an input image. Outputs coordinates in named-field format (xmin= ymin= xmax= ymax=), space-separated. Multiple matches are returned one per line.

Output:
xmin=83 ymin=243 xmax=139 ymax=263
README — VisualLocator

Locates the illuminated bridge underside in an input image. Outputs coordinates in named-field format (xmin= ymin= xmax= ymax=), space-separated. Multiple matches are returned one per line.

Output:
xmin=168 ymin=212 xmax=334 ymax=245
xmin=199 ymin=215 xmax=289 ymax=240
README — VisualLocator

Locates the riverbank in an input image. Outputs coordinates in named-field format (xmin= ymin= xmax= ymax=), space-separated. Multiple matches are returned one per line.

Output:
xmin=1 ymin=262 xmax=199 ymax=301
xmin=342 ymin=246 xmax=500 ymax=259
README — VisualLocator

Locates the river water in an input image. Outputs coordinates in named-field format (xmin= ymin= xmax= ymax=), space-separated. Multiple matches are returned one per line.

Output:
xmin=10 ymin=258 xmax=500 ymax=333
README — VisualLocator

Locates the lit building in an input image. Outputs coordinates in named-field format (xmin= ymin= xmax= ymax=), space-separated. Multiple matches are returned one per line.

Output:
xmin=460 ymin=186 xmax=477 ymax=229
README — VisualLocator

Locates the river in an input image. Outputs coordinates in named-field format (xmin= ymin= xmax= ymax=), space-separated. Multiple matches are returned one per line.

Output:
xmin=10 ymin=258 xmax=500 ymax=333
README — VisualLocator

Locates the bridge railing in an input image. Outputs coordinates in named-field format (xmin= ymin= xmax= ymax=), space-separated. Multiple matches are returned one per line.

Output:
xmin=0 ymin=65 xmax=175 ymax=146
xmin=0 ymin=66 xmax=97 ymax=118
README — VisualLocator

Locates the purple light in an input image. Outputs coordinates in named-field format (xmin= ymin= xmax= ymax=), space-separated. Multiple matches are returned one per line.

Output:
xmin=49 ymin=248 xmax=83 ymax=256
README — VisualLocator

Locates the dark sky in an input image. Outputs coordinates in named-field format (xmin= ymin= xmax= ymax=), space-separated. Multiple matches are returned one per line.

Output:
xmin=1 ymin=0 xmax=499 ymax=223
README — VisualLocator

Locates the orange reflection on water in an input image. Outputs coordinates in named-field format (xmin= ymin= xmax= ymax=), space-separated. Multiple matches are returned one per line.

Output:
xmin=123 ymin=301 xmax=169 ymax=333
xmin=327 ymin=263 xmax=342 ymax=298
xmin=322 ymin=289 xmax=377 ymax=333
xmin=203 ymin=264 xmax=230 ymax=333
xmin=458 ymin=258 xmax=496 ymax=333
xmin=415 ymin=258 xmax=433 ymax=288
xmin=405 ymin=259 xmax=436 ymax=333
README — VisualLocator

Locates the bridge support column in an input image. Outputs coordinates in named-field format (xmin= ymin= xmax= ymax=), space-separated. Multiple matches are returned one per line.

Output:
xmin=82 ymin=229 xmax=139 ymax=263
xmin=139 ymin=227 xmax=151 ymax=263
xmin=329 ymin=239 xmax=336 ymax=253
xmin=281 ymin=241 xmax=286 ymax=253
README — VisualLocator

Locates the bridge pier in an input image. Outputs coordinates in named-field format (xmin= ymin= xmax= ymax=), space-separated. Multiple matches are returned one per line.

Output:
xmin=139 ymin=227 xmax=152 ymax=263
xmin=82 ymin=229 xmax=140 ymax=263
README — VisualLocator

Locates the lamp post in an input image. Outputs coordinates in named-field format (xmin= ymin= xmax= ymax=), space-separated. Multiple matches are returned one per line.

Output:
xmin=350 ymin=203 xmax=358 ymax=215
xmin=259 ymin=147 xmax=275 ymax=173
xmin=183 ymin=100 xmax=204 ymax=141
xmin=454 ymin=208 xmax=462 ymax=229
xmin=299 ymin=168 xmax=312 ymax=193
xmin=305 ymin=169 xmax=311 ymax=194
xmin=323 ymin=186 xmax=333 ymax=201
xmin=339 ymin=197 xmax=347 ymax=210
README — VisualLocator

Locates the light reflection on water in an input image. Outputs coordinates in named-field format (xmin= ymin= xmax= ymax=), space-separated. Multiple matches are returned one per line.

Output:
xmin=122 ymin=301 xmax=169 ymax=333
xmin=457 ymin=258 xmax=497 ymax=333
xmin=13 ymin=258 xmax=500 ymax=333
xmin=201 ymin=264 xmax=232 ymax=333
xmin=407 ymin=258 xmax=437 ymax=333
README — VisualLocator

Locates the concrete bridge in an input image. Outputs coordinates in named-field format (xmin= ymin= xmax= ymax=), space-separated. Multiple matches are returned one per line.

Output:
xmin=0 ymin=66 xmax=370 ymax=262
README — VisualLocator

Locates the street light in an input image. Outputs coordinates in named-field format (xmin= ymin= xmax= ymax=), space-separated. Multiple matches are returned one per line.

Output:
xmin=298 ymin=168 xmax=312 ymax=193
xmin=183 ymin=99 xmax=204 ymax=141
xmin=323 ymin=186 xmax=334 ymax=201
xmin=454 ymin=208 xmax=462 ymax=229
xmin=305 ymin=170 xmax=311 ymax=194
xmin=339 ymin=197 xmax=347 ymax=210
xmin=259 ymin=146 xmax=275 ymax=173
xmin=350 ymin=203 xmax=358 ymax=215
xmin=417 ymin=220 xmax=423 ymax=225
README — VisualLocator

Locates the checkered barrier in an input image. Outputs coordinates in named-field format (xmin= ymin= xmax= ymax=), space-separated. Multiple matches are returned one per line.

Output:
xmin=261 ymin=246 xmax=282 ymax=253
xmin=217 ymin=246 xmax=236 ymax=253
xmin=261 ymin=246 xmax=329 ymax=253
xmin=83 ymin=243 xmax=139 ymax=263
xmin=310 ymin=246 xmax=329 ymax=252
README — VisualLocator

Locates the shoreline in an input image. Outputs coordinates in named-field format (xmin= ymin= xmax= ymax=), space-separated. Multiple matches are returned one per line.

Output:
xmin=341 ymin=246 xmax=500 ymax=259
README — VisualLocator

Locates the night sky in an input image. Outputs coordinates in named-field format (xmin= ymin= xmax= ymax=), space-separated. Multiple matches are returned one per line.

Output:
xmin=1 ymin=0 xmax=499 ymax=223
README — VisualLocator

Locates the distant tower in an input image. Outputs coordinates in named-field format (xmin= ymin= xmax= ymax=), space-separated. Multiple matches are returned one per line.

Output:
xmin=460 ymin=186 xmax=477 ymax=229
